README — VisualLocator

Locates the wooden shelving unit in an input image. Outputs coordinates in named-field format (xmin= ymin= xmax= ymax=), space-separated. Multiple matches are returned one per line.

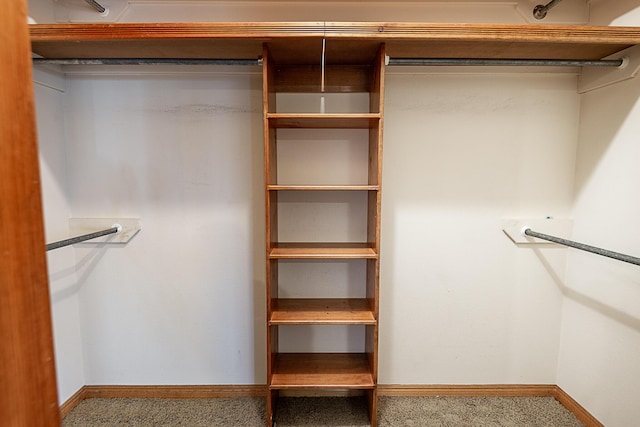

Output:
xmin=263 ymin=39 xmax=384 ymax=425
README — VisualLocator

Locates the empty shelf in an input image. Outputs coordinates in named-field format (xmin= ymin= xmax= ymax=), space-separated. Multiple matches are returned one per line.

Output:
xmin=271 ymin=353 xmax=375 ymax=389
xmin=270 ymin=299 xmax=376 ymax=325
xmin=269 ymin=243 xmax=378 ymax=259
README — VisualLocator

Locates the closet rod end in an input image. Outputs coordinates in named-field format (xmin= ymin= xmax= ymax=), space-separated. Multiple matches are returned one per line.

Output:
xmin=533 ymin=5 xmax=548 ymax=19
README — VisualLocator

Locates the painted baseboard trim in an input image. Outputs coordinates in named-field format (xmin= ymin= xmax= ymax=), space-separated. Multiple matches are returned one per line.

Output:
xmin=60 ymin=383 xmax=603 ymax=426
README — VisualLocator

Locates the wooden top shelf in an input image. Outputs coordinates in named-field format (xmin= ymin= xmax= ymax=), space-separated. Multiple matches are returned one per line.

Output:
xmin=30 ymin=23 xmax=640 ymax=65
xmin=270 ymin=298 xmax=376 ymax=325
xmin=269 ymin=243 xmax=378 ymax=259
xmin=271 ymin=353 xmax=375 ymax=389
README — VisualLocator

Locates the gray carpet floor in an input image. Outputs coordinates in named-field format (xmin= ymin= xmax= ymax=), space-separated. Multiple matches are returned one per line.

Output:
xmin=62 ymin=396 xmax=585 ymax=426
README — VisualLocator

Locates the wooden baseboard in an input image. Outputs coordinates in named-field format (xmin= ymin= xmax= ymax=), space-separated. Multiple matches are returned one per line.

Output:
xmin=82 ymin=384 xmax=266 ymax=399
xmin=552 ymin=386 xmax=604 ymax=427
xmin=378 ymin=384 xmax=557 ymax=397
xmin=60 ymin=383 xmax=603 ymax=427
xmin=59 ymin=387 xmax=87 ymax=419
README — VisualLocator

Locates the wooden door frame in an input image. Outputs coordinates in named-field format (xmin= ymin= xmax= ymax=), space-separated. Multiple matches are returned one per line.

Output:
xmin=0 ymin=1 xmax=60 ymax=425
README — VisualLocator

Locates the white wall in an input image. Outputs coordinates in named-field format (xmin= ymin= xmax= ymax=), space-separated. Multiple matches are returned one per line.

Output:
xmin=34 ymin=66 xmax=86 ymax=403
xmin=380 ymin=70 xmax=579 ymax=384
xmin=554 ymin=6 xmax=640 ymax=426
xmin=557 ymin=59 xmax=640 ymax=427
xmin=60 ymin=68 xmax=265 ymax=384
xmin=36 ymin=65 xmax=579 ymax=386
xmin=28 ymin=0 xmax=589 ymax=24
xmin=588 ymin=0 xmax=640 ymax=26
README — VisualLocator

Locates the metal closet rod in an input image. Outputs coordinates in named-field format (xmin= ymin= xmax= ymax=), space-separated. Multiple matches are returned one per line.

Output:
xmin=523 ymin=228 xmax=640 ymax=266
xmin=34 ymin=57 xmax=622 ymax=68
xmin=85 ymin=0 xmax=106 ymax=14
xmin=386 ymin=57 xmax=624 ymax=67
xmin=32 ymin=58 xmax=263 ymax=66
xmin=46 ymin=225 xmax=120 ymax=251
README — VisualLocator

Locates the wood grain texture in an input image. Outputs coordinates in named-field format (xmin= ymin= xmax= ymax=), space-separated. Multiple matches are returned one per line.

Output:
xmin=263 ymin=47 xmax=385 ymax=425
xmin=1 ymin=2 xmax=60 ymax=426
xmin=263 ymin=46 xmax=279 ymax=427
xmin=268 ymin=185 xmax=379 ymax=191
xmin=553 ymin=386 xmax=605 ymax=427
xmin=365 ymin=388 xmax=378 ymax=427
xmin=269 ymin=243 xmax=378 ymax=259
xmin=83 ymin=385 xmax=266 ymax=399
xmin=378 ymin=384 xmax=558 ymax=397
xmin=271 ymin=353 xmax=375 ymax=389
xmin=59 ymin=387 xmax=86 ymax=419
xmin=30 ymin=23 xmax=640 ymax=62
xmin=270 ymin=299 xmax=376 ymax=325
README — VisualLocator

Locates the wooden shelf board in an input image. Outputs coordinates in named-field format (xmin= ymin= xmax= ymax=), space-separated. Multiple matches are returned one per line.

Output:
xmin=270 ymin=299 xmax=376 ymax=325
xmin=29 ymin=22 xmax=322 ymax=61
xmin=326 ymin=22 xmax=640 ymax=60
xmin=268 ymin=185 xmax=379 ymax=191
xmin=270 ymin=353 xmax=375 ymax=389
xmin=267 ymin=113 xmax=380 ymax=129
xmin=269 ymin=243 xmax=377 ymax=259
xmin=30 ymin=23 xmax=640 ymax=63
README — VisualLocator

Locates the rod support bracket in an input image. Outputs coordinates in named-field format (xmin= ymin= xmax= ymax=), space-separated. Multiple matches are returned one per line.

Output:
xmin=533 ymin=5 xmax=549 ymax=20
xmin=69 ymin=217 xmax=140 ymax=245
xmin=533 ymin=0 xmax=563 ymax=20
xmin=502 ymin=218 xmax=573 ymax=244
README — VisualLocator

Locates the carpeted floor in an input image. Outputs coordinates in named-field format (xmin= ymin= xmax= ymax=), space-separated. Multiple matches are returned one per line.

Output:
xmin=62 ymin=396 xmax=585 ymax=426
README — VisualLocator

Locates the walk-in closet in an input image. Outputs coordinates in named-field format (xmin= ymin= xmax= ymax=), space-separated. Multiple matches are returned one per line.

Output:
xmin=3 ymin=1 xmax=640 ymax=426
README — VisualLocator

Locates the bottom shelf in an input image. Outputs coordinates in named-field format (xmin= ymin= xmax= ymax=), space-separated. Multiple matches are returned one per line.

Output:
xmin=270 ymin=353 xmax=375 ymax=389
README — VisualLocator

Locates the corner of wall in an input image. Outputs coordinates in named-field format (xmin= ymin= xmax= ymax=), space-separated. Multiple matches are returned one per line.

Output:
xmin=35 ymin=65 xmax=87 ymax=405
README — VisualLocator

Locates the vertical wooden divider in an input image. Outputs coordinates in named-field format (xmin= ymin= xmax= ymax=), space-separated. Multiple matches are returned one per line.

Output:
xmin=0 ymin=1 xmax=61 ymax=426
xmin=263 ymin=44 xmax=279 ymax=427
xmin=365 ymin=43 xmax=385 ymax=427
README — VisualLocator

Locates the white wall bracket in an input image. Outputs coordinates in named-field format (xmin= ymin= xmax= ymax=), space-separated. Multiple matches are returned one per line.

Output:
xmin=579 ymin=44 xmax=640 ymax=93
xmin=68 ymin=217 xmax=141 ymax=245
xmin=502 ymin=217 xmax=573 ymax=244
